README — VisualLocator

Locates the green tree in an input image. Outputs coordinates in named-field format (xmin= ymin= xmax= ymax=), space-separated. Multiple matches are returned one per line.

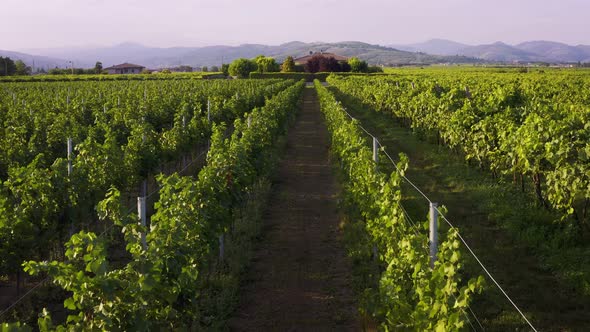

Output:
xmin=49 ymin=68 xmax=67 ymax=75
xmin=221 ymin=63 xmax=230 ymax=76
xmin=177 ymin=65 xmax=192 ymax=72
xmin=281 ymin=56 xmax=295 ymax=72
xmin=348 ymin=57 xmax=368 ymax=73
xmin=0 ymin=57 xmax=17 ymax=76
xmin=228 ymin=58 xmax=256 ymax=78
xmin=94 ymin=61 xmax=103 ymax=74
xmin=202 ymin=66 xmax=208 ymax=72
xmin=368 ymin=65 xmax=383 ymax=73
xmin=254 ymin=55 xmax=279 ymax=73
xmin=210 ymin=65 xmax=219 ymax=72
xmin=15 ymin=60 xmax=32 ymax=75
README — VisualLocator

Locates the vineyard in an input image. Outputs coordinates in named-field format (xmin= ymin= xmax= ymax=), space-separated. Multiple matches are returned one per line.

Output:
xmin=327 ymin=71 xmax=590 ymax=226
xmin=325 ymin=69 xmax=590 ymax=330
xmin=0 ymin=68 xmax=589 ymax=331
xmin=0 ymin=78 xmax=302 ymax=329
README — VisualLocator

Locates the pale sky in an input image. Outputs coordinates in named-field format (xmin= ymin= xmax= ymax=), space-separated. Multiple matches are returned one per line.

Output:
xmin=3 ymin=0 xmax=589 ymax=51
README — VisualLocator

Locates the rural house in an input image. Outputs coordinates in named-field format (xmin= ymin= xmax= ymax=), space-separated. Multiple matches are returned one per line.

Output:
xmin=104 ymin=63 xmax=145 ymax=74
xmin=293 ymin=52 xmax=348 ymax=65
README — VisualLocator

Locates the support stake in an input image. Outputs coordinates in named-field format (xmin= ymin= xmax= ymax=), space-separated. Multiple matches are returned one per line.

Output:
xmin=372 ymin=136 xmax=379 ymax=259
xmin=67 ymin=138 xmax=73 ymax=176
xmin=207 ymin=99 xmax=211 ymax=122
xmin=219 ymin=234 xmax=225 ymax=261
xmin=373 ymin=137 xmax=379 ymax=169
xmin=429 ymin=202 xmax=438 ymax=268
xmin=138 ymin=196 xmax=147 ymax=250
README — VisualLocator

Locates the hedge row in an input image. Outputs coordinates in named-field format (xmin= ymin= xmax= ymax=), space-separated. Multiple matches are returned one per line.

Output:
xmin=249 ymin=72 xmax=332 ymax=82
xmin=248 ymin=72 xmax=392 ymax=81
xmin=0 ymin=72 xmax=225 ymax=83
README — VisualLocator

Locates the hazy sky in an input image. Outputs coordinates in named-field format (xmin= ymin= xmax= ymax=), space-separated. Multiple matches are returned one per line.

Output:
xmin=3 ymin=0 xmax=589 ymax=51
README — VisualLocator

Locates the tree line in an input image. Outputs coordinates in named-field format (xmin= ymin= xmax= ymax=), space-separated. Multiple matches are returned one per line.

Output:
xmin=1 ymin=53 xmax=383 ymax=78
xmin=0 ymin=57 xmax=32 ymax=76
xmin=228 ymin=54 xmax=383 ymax=78
xmin=0 ymin=58 xmax=107 ymax=76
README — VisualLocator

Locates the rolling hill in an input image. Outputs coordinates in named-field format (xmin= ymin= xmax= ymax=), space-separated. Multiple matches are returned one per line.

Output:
xmin=5 ymin=39 xmax=590 ymax=70
xmin=9 ymin=41 xmax=482 ymax=69
xmin=391 ymin=39 xmax=590 ymax=63
xmin=389 ymin=39 xmax=470 ymax=56
xmin=458 ymin=41 xmax=544 ymax=62
xmin=515 ymin=41 xmax=590 ymax=62
xmin=0 ymin=50 xmax=70 ymax=71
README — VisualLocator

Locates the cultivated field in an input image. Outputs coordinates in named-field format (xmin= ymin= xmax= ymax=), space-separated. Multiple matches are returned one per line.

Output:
xmin=1 ymin=68 xmax=589 ymax=331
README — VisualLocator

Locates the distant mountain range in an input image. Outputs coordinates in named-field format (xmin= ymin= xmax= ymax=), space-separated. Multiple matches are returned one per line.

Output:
xmin=2 ymin=41 xmax=480 ymax=69
xmin=389 ymin=39 xmax=590 ymax=63
xmin=2 ymin=39 xmax=589 ymax=70
xmin=0 ymin=49 xmax=70 ymax=70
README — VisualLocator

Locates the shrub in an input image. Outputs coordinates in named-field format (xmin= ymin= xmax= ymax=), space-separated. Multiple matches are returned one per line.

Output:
xmin=281 ymin=56 xmax=295 ymax=72
xmin=228 ymin=58 xmax=257 ymax=78
xmin=349 ymin=57 xmax=369 ymax=73
xmin=249 ymin=72 xmax=331 ymax=82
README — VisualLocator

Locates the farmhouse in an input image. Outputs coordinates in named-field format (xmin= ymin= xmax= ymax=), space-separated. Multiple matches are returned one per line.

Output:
xmin=293 ymin=52 xmax=348 ymax=65
xmin=104 ymin=63 xmax=145 ymax=74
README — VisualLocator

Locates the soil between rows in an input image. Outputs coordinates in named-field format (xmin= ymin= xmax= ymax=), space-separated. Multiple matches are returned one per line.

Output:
xmin=228 ymin=87 xmax=360 ymax=331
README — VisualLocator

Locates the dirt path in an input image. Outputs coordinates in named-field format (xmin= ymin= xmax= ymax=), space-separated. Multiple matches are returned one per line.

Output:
xmin=228 ymin=87 xmax=360 ymax=331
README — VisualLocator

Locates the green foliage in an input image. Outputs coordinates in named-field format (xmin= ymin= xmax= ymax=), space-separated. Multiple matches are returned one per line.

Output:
xmin=14 ymin=60 xmax=31 ymax=76
xmin=249 ymin=72 xmax=331 ymax=82
xmin=94 ymin=61 xmax=103 ymax=74
xmin=281 ymin=56 xmax=295 ymax=72
xmin=1 ymin=322 xmax=33 ymax=331
xmin=13 ymin=80 xmax=304 ymax=329
xmin=221 ymin=63 xmax=230 ymax=76
xmin=48 ymin=68 xmax=94 ymax=75
xmin=228 ymin=58 xmax=257 ymax=78
xmin=368 ymin=65 xmax=384 ymax=73
xmin=254 ymin=55 xmax=280 ymax=73
xmin=327 ymin=73 xmax=590 ymax=227
xmin=314 ymin=79 xmax=483 ymax=329
xmin=0 ymin=155 xmax=65 ymax=275
xmin=0 ymin=71 xmax=214 ymax=82
xmin=348 ymin=57 xmax=368 ymax=73
xmin=0 ymin=78 xmax=296 ymax=324
xmin=0 ymin=56 xmax=17 ymax=76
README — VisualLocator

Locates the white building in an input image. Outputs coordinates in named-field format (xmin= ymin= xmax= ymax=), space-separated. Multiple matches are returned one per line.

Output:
xmin=104 ymin=63 xmax=145 ymax=74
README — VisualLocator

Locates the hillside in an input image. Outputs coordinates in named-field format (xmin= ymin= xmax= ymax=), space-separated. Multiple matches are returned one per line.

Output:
xmin=6 ymin=40 xmax=590 ymax=70
xmin=392 ymin=39 xmax=590 ymax=63
xmin=12 ymin=41 xmax=482 ymax=68
xmin=389 ymin=39 xmax=470 ymax=56
xmin=0 ymin=50 xmax=69 ymax=71
xmin=515 ymin=41 xmax=590 ymax=62
xmin=458 ymin=42 xmax=545 ymax=62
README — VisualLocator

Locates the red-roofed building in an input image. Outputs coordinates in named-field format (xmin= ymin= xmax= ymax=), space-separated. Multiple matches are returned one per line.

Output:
xmin=293 ymin=52 xmax=348 ymax=65
xmin=104 ymin=63 xmax=145 ymax=74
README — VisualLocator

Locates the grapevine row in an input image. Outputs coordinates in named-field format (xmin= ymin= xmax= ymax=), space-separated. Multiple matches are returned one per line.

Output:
xmin=327 ymin=74 xmax=590 ymax=228
xmin=0 ymin=79 xmax=294 ymax=314
xmin=314 ymin=80 xmax=483 ymax=330
xmin=3 ymin=80 xmax=305 ymax=330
